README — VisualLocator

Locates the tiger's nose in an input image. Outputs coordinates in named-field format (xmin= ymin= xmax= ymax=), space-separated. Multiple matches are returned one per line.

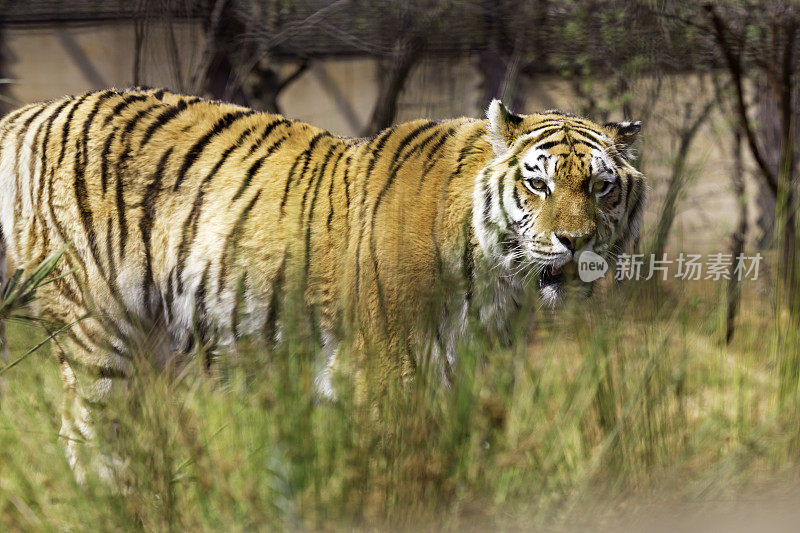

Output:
xmin=554 ymin=232 xmax=593 ymax=253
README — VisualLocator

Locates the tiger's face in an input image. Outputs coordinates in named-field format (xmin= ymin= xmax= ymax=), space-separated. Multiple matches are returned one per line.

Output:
xmin=474 ymin=100 xmax=646 ymax=306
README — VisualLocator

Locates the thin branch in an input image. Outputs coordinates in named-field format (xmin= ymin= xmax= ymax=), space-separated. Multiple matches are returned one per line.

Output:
xmin=705 ymin=3 xmax=778 ymax=195
xmin=277 ymin=59 xmax=309 ymax=92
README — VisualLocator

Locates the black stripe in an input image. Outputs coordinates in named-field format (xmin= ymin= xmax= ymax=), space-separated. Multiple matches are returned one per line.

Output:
xmin=122 ymin=103 xmax=162 ymax=138
xmin=217 ymin=190 xmax=263 ymax=295
xmin=96 ymin=365 xmax=128 ymax=379
xmin=568 ymin=136 xmax=603 ymax=152
xmin=446 ymin=130 xmax=484 ymax=190
xmin=341 ymin=156 xmax=353 ymax=243
xmin=80 ymin=90 xmax=116 ymax=165
xmin=102 ymin=93 xmax=149 ymax=127
xmin=418 ymin=128 xmax=456 ymax=191
xmin=563 ymin=125 xmax=607 ymax=143
xmin=370 ymin=122 xmax=438 ymax=222
xmin=462 ymin=225 xmax=474 ymax=304
xmin=140 ymin=148 xmax=173 ymax=312
xmin=12 ymin=105 xmax=50 ymax=214
xmin=18 ymin=105 xmax=48 ymax=135
xmin=342 ymin=156 xmax=352 ymax=210
xmin=497 ymin=170 xmax=513 ymax=226
xmin=516 ymin=127 xmax=562 ymax=152
xmin=296 ymin=135 xmax=335 ymax=218
xmin=173 ymin=110 xmax=255 ymax=191
xmin=27 ymin=103 xmax=59 ymax=270
xmin=56 ymin=92 xmax=92 ymax=166
xmin=512 ymin=169 xmax=524 ymax=210
xmin=299 ymin=142 xmax=339 ymax=223
xmin=231 ymin=134 xmax=287 ymax=203
xmin=413 ymin=127 xmax=447 ymax=157
xmin=140 ymin=98 xmax=199 ymax=146
xmin=278 ymin=155 xmax=305 ymax=217
xmin=243 ymin=118 xmax=290 ymax=160
xmin=193 ymin=262 xmax=211 ymax=349
xmin=116 ymin=103 xmax=164 ymax=257
xmin=279 ymin=132 xmax=329 ymax=216
xmin=38 ymin=98 xmax=75 ymax=220
xmin=176 ymin=127 xmax=256 ymax=293
xmin=359 ymin=129 xmax=393 ymax=202
xmin=326 ymin=149 xmax=347 ymax=231
xmin=99 ymin=129 xmax=116 ymax=194
xmin=536 ymin=139 xmax=565 ymax=152
xmin=52 ymin=272 xmax=82 ymax=306
xmin=231 ymin=271 xmax=248 ymax=338
xmin=482 ymin=170 xmax=492 ymax=224
xmin=262 ymin=257 xmax=285 ymax=340
xmin=0 ymin=106 xmax=35 ymax=138
xmin=105 ymin=217 xmax=118 ymax=294
xmin=165 ymin=270 xmax=175 ymax=324
xmin=353 ymin=128 xmax=393 ymax=299
xmin=74 ymin=128 xmax=109 ymax=282
xmin=115 ymin=154 xmax=129 ymax=257
xmin=522 ymin=125 xmax=606 ymax=153
xmin=303 ymin=145 xmax=339 ymax=275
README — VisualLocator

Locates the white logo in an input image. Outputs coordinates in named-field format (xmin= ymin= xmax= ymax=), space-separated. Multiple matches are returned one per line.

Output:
xmin=578 ymin=251 xmax=609 ymax=282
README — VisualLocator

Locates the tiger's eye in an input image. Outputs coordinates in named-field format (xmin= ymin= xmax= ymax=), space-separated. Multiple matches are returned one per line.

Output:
xmin=590 ymin=179 xmax=613 ymax=196
xmin=524 ymin=177 xmax=549 ymax=196
xmin=530 ymin=178 xmax=547 ymax=191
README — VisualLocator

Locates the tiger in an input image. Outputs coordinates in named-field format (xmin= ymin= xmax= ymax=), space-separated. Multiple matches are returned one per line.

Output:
xmin=0 ymin=87 xmax=644 ymax=478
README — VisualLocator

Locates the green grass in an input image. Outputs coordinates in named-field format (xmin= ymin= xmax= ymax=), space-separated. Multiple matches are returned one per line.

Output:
xmin=0 ymin=277 xmax=798 ymax=531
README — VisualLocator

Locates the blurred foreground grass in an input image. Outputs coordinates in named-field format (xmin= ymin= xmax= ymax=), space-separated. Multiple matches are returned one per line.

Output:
xmin=1 ymin=277 xmax=799 ymax=531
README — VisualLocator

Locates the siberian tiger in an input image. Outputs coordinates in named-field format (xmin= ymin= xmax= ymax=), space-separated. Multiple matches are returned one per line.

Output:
xmin=0 ymin=87 xmax=644 ymax=477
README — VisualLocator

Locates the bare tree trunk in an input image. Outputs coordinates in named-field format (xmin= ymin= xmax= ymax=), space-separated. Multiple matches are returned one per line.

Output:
xmin=650 ymin=97 xmax=715 ymax=257
xmin=361 ymin=35 xmax=424 ymax=136
xmin=477 ymin=0 xmax=525 ymax=112
xmin=726 ymin=127 xmax=746 ymax=343
xmin=193 ymin=0 xmax=309 ymax=113
xmin=194 ymin=0 xmax=248 ymax=104
xmin=753 ymin=87 xmax=780 ymax=249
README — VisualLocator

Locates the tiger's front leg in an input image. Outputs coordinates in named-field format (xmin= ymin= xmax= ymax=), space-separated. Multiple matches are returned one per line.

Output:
xmin=313 ymin=331 xmax=340 ymax=400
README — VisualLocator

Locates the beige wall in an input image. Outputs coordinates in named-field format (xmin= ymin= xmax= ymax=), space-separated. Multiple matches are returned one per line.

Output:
xmin=3 ymin=23 xmax=756 ymax=254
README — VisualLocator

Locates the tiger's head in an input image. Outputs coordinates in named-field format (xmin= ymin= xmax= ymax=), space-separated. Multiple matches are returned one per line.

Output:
xmin=473 ymin=100 xmax=646 ymax=306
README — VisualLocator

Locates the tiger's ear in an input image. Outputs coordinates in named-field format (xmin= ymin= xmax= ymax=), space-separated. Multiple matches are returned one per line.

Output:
xmin=486 ymin=99 xmax=524 ymax=156
xmin=603 ymin=120 xmax=642 ymax=160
